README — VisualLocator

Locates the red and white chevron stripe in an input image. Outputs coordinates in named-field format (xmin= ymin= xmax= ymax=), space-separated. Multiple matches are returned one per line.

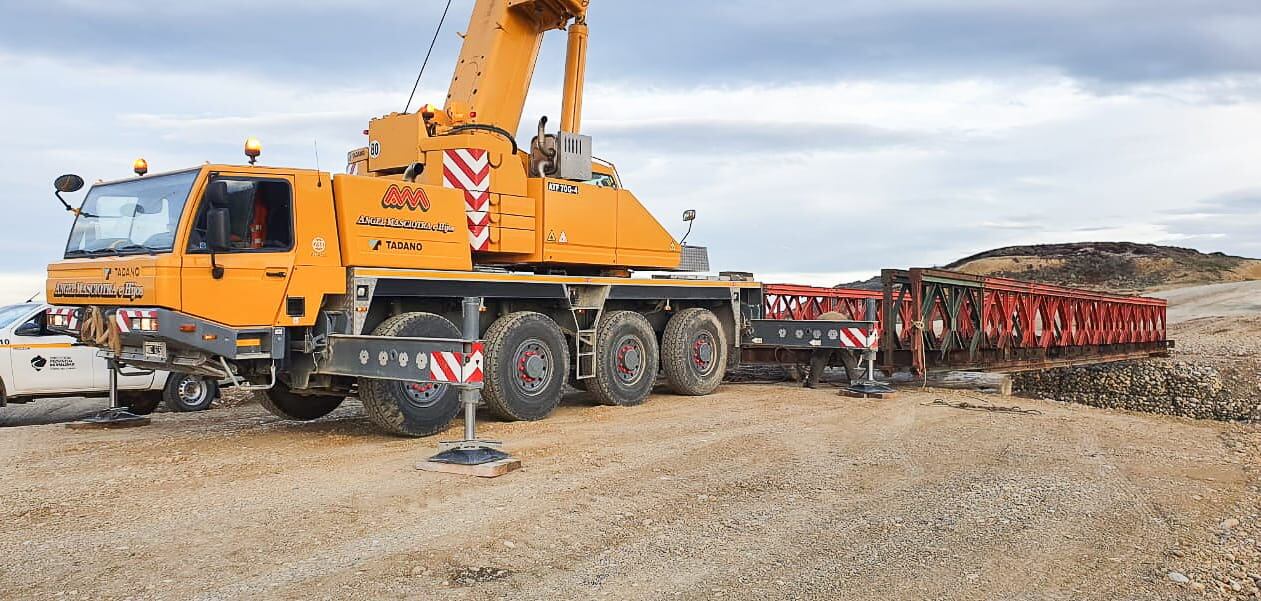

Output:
xmin=48 ymin=307 xmax=80 ymax=330
xmin=466 ymin=190 xmax=491 ymax=250
xmin=442 ymin=149 xmax=493 ymax=251
xmin=115 ymin=309 xmax=158 ymax=333
xmin=429 ymin=351 xmax=464 ymax=383
xmin=463 ymin=342 xmax=485 ymax=384
xmin=442 ymin=149 xmax=490 ymax=191
xmin=467 ymin=223 xmax=490 ymax=251
xmin=428 ymin=343 xmax=486 ymax=384
xmin=838 ymin=327 xmax=875 ymax=349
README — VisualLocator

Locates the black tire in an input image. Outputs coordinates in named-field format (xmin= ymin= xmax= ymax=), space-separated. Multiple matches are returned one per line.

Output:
xmin=257 ymin=383 xmax=345 ymax=421
xmin=358 ymin=313 xmax=463 ymax=437
xmin=589 ymin=311 xmax=660 ymax=407
xmin=162 ymin=374 xmax=218 ymax=412
xmin=662 ymin=308 xmax=728 ymax=396
xmin=483 ymin=312 xmax=570 ymax=421
xmin=122 ymin=391 xmax=162 ymax=415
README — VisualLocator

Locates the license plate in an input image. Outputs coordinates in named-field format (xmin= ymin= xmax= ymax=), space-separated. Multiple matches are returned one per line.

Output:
xmin=143 ymin=341 xmax=167 ymax=361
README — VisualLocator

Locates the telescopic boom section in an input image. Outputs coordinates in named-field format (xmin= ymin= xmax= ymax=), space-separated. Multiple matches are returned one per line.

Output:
xmin=446 ymin=0 xmax=590 ymax=136
xmin=560 ymin=18 xmax=588 ymax=133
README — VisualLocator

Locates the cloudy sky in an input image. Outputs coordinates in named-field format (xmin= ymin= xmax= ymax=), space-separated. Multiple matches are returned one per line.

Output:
xmin=1 ymin=0 xmax=1259 ymax=300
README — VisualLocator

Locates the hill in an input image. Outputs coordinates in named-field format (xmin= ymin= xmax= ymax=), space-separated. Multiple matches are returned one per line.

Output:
xmin=944 ymin=242 xmax=1261 ymax=292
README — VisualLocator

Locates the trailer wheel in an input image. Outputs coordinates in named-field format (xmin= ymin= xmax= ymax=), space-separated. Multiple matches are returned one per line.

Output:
xmin=590 ymin=311 xmax=660 ymax=407
xmin=483 ymin=312 xmax=570 ymax=421
xmin=661 ymin=308 xmax=728 ymax=396
xmin=257 ymin=383 xmax=345 ymax=421
xmin=163 ymin=374 xmax=218 ymax=412
xmin=358 ymin=313 xmax=463 ymax=437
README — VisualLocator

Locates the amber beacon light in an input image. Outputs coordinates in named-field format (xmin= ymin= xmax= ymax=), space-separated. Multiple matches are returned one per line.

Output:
xmin=244 ymin=138 xmax=263 ymax=165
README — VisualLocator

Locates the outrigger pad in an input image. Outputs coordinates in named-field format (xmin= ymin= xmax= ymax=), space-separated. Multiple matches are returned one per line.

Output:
xmin=66 ymin=409 xmax=152 ymax=430
xmin=428 ymin=446 xmax=512 ymax=466
xmin=418 ymin=446 xmax=522 ymax=478
xmin=847 ymin=380 xmax=896 ymax=395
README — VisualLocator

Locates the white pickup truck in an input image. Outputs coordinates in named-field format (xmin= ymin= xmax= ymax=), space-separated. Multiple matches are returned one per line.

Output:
xmin=0 ymin=303 xmax=217 ymax=414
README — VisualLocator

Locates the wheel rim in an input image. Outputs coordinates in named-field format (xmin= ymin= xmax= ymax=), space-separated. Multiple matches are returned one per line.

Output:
xmin=613 ymin=334 xmax=647 ymax=386
xmin=514 ymin=339 xmax=553 ymax=396
xmin=691 ymin=332 xmax=718 ymax=377
xmin=177 ymin=376 xmax=206 ymax=403
xmin=403 ymin=381 xmax=448 ymax=409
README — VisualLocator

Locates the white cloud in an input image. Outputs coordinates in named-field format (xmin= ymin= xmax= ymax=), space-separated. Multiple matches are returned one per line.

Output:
xmin=1 ymin=46 xmax=1260 ymax=286
xmin=579 ymin=76 xmax=1091 ymax=134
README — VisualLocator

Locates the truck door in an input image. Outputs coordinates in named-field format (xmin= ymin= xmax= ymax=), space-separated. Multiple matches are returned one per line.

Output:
xmin=181 ymin=174 xmax=297 ymax=327
xmin=7 ymin=309 xmax=97 ymax=394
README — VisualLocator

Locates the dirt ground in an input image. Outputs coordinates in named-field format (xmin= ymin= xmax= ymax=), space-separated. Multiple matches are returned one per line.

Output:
xmin=2 ymin=377 xmax=1258 ymax=600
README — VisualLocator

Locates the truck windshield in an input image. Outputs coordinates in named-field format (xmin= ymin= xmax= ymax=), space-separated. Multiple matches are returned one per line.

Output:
xmin=0 ymin=304 xmax=35 ymax=330
xmin=64 ymin=170 xmax=199 ymax=257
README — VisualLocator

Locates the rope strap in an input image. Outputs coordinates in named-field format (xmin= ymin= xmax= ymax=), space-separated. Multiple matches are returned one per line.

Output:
xmin=79 ymin=307 xmax=121 ymax=353
xmin=922 ymin=398 xmax=1042 ymax=416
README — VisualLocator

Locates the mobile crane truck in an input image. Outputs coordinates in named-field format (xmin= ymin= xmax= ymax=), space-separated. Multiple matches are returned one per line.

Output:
xmin=45 ymin=0 xmax=878 ymax=437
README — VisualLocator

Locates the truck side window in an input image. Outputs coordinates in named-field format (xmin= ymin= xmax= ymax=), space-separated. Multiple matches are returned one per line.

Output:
xmin=14 ymin=312 xmax=46 ymax=337
xmin=188 ymin=178 xmax=294 ymax=252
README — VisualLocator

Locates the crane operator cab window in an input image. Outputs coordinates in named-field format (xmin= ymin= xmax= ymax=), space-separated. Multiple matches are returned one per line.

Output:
xmin=582 ymin=172 xmax=618 ymax=189
xmin=187 ymin=178 xmax=294 ymax=252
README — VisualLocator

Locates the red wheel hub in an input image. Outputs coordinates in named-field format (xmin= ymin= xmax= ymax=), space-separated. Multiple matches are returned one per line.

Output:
xmin=692 ymin=337 xmax=714 ymax=368
xmin=617 ymin=344 xmax=639 ymax=374
xmin=518 ymin=350 xmax=544 ymax=384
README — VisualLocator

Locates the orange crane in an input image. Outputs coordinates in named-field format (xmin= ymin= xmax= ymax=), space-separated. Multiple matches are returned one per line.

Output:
xmin=44 ymin=0 xmax=878 ymax=440
xmin=347 ymin=0 xmax=685 ymax=273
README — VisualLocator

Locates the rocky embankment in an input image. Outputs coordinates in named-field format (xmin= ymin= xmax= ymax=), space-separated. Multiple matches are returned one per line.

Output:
xmin=1014 ymin=360 xmax=1260 ymax=422
xmin=1015 ymin=315 xmax=1261 ymax=424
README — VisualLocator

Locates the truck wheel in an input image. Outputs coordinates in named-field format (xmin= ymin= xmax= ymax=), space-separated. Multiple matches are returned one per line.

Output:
xmin=122 ymin=391 xmax=162 ymax=415
xmin=358 ymin=312 xmax=463 ymax=437
xmin=162 ymin=374 xmax=218 ymax=412
xmin=257 ymin=383 xmax=344 ymax=421
xmin=590 ymin=311 xmax=659 ymax=407
xmin=661 ymin=308 xmax=728 ymax=396
xmin=483 ymin=312 xmax=570 ymax=421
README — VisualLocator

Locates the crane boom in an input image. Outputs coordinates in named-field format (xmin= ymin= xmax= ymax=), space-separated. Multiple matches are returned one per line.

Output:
xmin=559 ymin=18 xmax=588 ymax=133
xmin=352 ymin=0 xmax=684 ymax=274
xmin=445 ymin=0 xmax=589 ymax=136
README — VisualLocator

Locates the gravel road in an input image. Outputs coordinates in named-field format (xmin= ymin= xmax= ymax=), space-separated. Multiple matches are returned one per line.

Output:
xmin=2 ymin=383 xmax=1255 ymax=601
xmin=1157 ymin=280 xmax=1261 ymax=324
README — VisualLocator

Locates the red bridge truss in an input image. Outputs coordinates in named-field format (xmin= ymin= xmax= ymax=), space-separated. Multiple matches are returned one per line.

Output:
xmin=762 ymin=268 xmax=1170 ymax=374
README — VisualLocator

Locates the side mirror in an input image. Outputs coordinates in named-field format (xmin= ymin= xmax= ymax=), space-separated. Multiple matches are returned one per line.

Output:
xmin=680 ymin=209 xmax=697 ymax=246
xmin=53 ymin=174 xmax=86 ymax=214
xmin=206 ymin=208 xmax=231 ymax=252
xmin=14 ymin=320 xmax=42 ymax=337
xmin=54 ymin=174 xmax=85 ymax=193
